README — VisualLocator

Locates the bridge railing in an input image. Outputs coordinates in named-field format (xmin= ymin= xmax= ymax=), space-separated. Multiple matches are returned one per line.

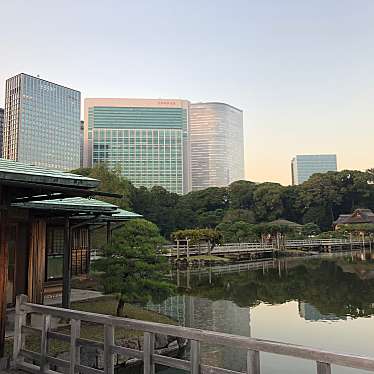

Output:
xmin=13 ymin=295 xmax=374 ymax=374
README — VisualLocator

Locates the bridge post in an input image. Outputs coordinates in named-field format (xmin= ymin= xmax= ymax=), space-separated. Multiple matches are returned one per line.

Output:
xmin=13 ymin=294 xmax=27 ymax=367
xmin=191 ymin=340 xmax=200 ymax=374
xmin=316 ymin=361 xmax=331 ymax=374
xmin=247 ymin=349 xmax=260 ymax=374
xmin=70 ymin=319 xmax=81 ymax=374
xmin=144 ymin=332 xmax=155 ymax=374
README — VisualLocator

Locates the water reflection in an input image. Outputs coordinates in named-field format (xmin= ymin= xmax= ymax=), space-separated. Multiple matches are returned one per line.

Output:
xmin=146 ymin=251 xmax=374 ymax=374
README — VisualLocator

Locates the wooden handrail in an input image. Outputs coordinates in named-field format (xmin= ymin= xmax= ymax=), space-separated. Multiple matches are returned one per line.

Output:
xmin=13 ymin=295 xmax=374 ymax=374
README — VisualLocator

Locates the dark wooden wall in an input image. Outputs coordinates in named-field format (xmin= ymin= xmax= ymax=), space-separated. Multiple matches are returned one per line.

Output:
xmin=28 ymin=219 xmax=47 ymax=304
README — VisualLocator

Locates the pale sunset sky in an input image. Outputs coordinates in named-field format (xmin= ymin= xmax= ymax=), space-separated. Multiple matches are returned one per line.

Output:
xmin=1 ymin=0 xmax=374 ymax=185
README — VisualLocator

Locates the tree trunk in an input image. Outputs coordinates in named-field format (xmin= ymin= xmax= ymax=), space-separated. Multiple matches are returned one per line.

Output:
xmin=116 ymin=299 xmax=125 ymax=317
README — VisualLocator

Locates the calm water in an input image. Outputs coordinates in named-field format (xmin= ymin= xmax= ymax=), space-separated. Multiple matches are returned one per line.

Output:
xmin=146 ymin=252 xmax=374 ymax=374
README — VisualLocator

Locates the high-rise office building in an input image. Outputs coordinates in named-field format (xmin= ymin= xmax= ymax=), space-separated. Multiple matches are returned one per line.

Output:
xmin=190 ymin=102 xmax=244 ymax=190
xmin=291 ymin=154 xmax=337 ymax=185
xmin=80 ymin=120 xmax=84 ymax=168
xmin=0 ymin=108 xmax=4 ymax=156
xmin=3 ymin=73 xmax=81 ymax=170
xmin=84 ymin=98 xmax=191 ymax=194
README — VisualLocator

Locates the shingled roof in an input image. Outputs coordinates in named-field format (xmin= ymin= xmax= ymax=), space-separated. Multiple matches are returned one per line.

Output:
xmin=333 ymin=209 xmax=374 ymax=226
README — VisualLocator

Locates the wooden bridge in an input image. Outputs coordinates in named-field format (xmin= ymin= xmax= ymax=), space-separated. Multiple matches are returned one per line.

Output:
xmin=164 ymin=238 xmax=371 ymax=258
xmin=11 ymin=295 xmax=374 ymax=374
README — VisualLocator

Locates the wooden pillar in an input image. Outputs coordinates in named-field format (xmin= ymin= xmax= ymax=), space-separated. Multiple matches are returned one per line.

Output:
xmin=27 ymin=219 xmax=46 ymax=304
xmin=106 ymin=221 xmax=112 ymax=245
xmin=0 ymin=192 xmax=9 ymax=358
xmin=62 ymin=217 xmax=71 ymax=309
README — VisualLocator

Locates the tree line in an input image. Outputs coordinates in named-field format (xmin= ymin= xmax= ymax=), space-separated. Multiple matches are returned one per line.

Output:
xmin=73 ymin=165 xmax=374 ymax=238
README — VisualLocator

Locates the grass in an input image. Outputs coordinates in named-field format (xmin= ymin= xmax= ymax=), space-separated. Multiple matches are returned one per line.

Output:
xmin=4 ymin=295 xmax=176 ymax=358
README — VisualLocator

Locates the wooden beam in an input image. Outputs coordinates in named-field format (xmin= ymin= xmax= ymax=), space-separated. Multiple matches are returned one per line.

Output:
xmin=106 ymin=221 xmax=112 ymax=245
xmin=0 ymin=186 xmax=9 ymax=358
xmin=62 ymin=217 xmax=71 ymax=308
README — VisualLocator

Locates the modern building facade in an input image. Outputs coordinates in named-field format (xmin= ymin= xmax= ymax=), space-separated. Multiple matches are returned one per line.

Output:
xmin=80 ymin=120 xmax=84 ymax=168
xmin=84 ymin=98 xmax=191 ymax=194
xmin=3 ymin=73 xmax=81 ymax=170
xmin=190 ymin=102 xmax=244 ymax=190
xmin=0 ymin=108 xmax=4 ymax=156
xmin=291 ymin=154 xmax=337 ymax=185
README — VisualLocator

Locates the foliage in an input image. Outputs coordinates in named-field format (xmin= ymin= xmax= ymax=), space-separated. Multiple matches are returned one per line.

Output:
xmin=216 ymin=221 xmax=257 ymax=243
xmin=171 ymin=228 xmax=222 ymax=248
xmin=92 ymin=219 xmax=174 ymax=316
xmin=75 ymin=165 xmax=374 ymax=237
xmin=301 ymin=223 xmax=321 ymax=236
xmin=71 ymin=164 xmax=134 ymax=210
xmin=340 ymin=223 xmax=374 ymax=234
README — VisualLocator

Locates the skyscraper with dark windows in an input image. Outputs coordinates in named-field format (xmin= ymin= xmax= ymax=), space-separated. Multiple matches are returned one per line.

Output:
xmin=190 ymin=102 xmax=244 ymax=190
xmin=84 ymin=98 xmax=191 ymax=194
xmin=3 ymin=73 xmax=81 ymax=170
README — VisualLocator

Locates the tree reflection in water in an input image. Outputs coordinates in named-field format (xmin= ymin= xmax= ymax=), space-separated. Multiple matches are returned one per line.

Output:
xmin=174 ymin=252 xmax=374 ymax=319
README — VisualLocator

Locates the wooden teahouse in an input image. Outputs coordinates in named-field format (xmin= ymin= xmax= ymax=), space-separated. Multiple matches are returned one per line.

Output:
xmin=0 ymin=159 xmax=139 ymax=359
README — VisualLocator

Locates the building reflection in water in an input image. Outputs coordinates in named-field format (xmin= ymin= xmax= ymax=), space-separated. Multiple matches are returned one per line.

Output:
xmin=298 ymin=301 xmax=346 ymax=322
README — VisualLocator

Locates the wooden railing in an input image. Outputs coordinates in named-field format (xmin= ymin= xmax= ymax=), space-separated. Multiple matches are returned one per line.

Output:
xmin=164 ymin=238 xmax=370 ymax=257
xmin=12 ymin=294 xmax=374 ymax=374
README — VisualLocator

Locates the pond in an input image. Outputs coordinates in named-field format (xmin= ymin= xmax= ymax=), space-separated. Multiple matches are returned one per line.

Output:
xmin=146 ymin=251 xmax=374 ymax=374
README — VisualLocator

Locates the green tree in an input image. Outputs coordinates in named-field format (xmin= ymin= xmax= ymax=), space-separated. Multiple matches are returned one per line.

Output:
xmin=92 ymin=219 xmax=173 ymax=316
xmin=228 ymin=180 xmax=256 ymax=209
xmin=222 ymin=208 xmax=256 ymax=224
xmin=132 ymin=186 xmax=179 ymax=237
xmin=71 ymin=164 xmax=134 ymax=210
xmin=253 ymin=183 xmax=285 ymax=221
xmin=216 ymin=221 xmax=257 ymax=243
xmin=171 ymin=228 xmax=222 ymax=253
xmin=301 ymin=223 xmax=321 ymax=237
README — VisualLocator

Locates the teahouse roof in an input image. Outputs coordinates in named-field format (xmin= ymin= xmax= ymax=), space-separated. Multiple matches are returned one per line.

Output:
xmin=12 ymin=197 xmax=142 ymax=222
xmin=101 ymin=208 xmax=142 ymax=221
xmin=0 ymin=158 xmax=98 ymax=189
xmin=333 ymin=209 xmax=374 ymax=226
xmin=12 ymin=197 xmax=117 ymax=213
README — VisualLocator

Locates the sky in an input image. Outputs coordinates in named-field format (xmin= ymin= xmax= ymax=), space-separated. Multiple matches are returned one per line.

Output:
xmin=1 ymin=0 xmax=374 ymax=185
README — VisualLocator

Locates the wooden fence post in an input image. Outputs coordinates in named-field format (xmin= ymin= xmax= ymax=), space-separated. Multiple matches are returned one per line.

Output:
xmin=247 ymin=349 xmax=260 ymax=374
xmin=13 ymin=294 xmax=27 ymax=366
xmin=70 ymin=319 xmax=81 ymax=374
xmin=40 ymin=314 xmax=51 ymax=373
xmin=104 ymin=324 xmax=114 ymax=374
xmin=316 ymin=361 xmax=331 ymax=374
xmin=190 ymin=340 xmax=200 ymax=374
xmin=143 ymin=332 xmax=155 ymax=374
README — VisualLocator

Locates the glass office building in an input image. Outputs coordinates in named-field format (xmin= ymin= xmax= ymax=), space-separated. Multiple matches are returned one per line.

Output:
xmin=190 ymin=102 xmax=244 ymax=190
xmin=291 ymin=154 xmax=337 ymax=185
xmin=0 ymin=108 xmax=4 ymax=156
xmin=84 ymin=98 xmax=191 ymax=194
xmin=3 ymin=73 xmax=81 ymax=170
